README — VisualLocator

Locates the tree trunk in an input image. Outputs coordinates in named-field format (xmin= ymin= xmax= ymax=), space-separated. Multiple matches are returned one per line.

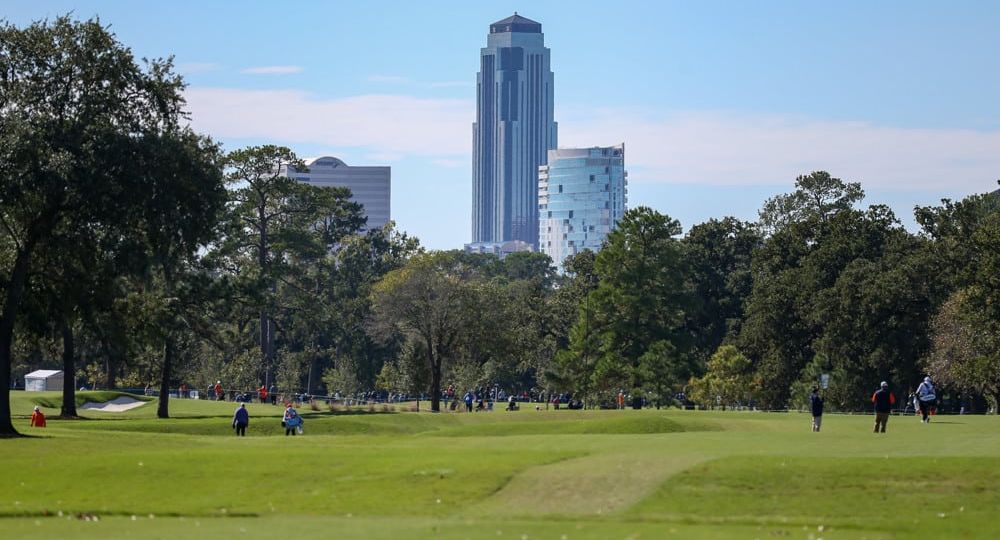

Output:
xmin=103 ymin=341 xmax=118 ymax=390
xmin=157 ymin=336 xmax=174 ymax=419
xmin=258 ymin=203 xmax=272 ymax=387
xmin=429 ymin=349 xmax=441 ymax=413
xmin=60 ymin=319 xmax=78 ymax=418
xmin=0 ymin=248 xmax=32 ymax=437
xmin=260 ymin=310 xmax=271 ymax=386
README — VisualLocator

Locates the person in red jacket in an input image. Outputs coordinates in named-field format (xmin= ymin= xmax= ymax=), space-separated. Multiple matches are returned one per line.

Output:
xmin=258 ymin=385 xmax=268 ymax=403
xmin=30 ymin=406 xmax=46 ymax=428
xmin=871 ymin=381 xmax=896 ymax=433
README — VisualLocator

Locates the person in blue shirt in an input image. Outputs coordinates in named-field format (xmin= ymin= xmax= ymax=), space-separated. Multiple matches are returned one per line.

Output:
xmin=232 ymin=403 xmax=249 ymax=436
xmin=283 ymin=404 xmax=303 ymax=436
xmin=463 ymin=391 xmax=474 ymax=413
xmin=810 ymin=387 xmax=824 ymax=432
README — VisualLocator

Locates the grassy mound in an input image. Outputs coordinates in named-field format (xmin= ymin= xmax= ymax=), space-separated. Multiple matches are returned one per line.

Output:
xmin=430 ymin=413 xmax=714 ymax=436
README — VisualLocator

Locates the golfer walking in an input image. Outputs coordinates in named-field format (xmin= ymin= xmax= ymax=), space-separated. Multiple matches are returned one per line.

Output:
xmin=916 ymin=376 xmax=936 ymax=423
xmin=871 ymin=381 xmax=896 ymax=433
xmin=232 ymin=403 xmax=249 ymax=436
xmin=810 ymin=387 xmax=824 ymax=432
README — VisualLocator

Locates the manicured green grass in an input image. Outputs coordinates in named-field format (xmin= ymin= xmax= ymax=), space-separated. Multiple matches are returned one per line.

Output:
xmin=3 ymin=391 xmax=1000 ymax=540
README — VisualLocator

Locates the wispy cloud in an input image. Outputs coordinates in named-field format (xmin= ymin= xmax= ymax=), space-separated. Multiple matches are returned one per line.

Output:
xmin=427 ymin=81 xmax=474 ymax=88
xmin=366 ymin=75 xmax=472 ymax=89
xmin=184 ymin=87 xmax=472 ymax=157
xmin=241 ymin=65 xmax=303 ymax=75
xmin=183 ymin=86 xmax=1000 ymax=192
xmin=364 ymin=152 xmax=405 ymax=163
xmin=177 ymin=62 xmax=221 ymax=74
xmin=367 ymin=75 xmax=411 ymax=84
xmin=560 ymin=109 xmax=1000 ymax=192
xmin=430 ymin=158 xmax=467 ymax=168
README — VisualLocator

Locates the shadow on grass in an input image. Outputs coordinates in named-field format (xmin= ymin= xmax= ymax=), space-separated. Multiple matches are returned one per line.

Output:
xmin=0 ymin=510 xmax=259 ymax=519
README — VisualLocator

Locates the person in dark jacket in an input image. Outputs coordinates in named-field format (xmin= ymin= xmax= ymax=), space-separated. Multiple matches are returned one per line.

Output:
xmin=232 ymin=403 xmax=250 ymax=436
xmin=871 ymin=381 xmax=896 ymax=433
xmin=810 ymin=387 xmax=824 ymax=432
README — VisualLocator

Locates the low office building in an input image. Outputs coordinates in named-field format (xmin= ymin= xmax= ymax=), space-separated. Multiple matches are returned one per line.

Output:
xmin=284 ymin=156 xmax=391 ymax=232
xmin=538 ymin=144 xmax=627 ymax=267
xmin=463 ymin=240 xmax=534 ymax=259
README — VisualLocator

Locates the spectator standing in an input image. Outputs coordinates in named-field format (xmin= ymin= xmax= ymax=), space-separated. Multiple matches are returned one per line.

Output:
xmin=617 ymin=390 xmax=625 ymax=410
xmin=916 ymin=376 xmax=937 ymax=423
xmin=463 ymin=390 xmax=474 ymax=413
xmin=232 ymin=403 xmax=249 ymax=436
xmin=30 ymin=406 xmax=46 ymax=428
xmin=810 ymin=387 xmax=824 ymax=432
xmin=214 ymin=380 xmax=223 ymax=401
xmin=269 ymin=384 xmax=278 ymax=405
xmin=258 ymin=385 xmax=268 ymax=404
xmin=871 ymin=381 xmax=896 ymax=433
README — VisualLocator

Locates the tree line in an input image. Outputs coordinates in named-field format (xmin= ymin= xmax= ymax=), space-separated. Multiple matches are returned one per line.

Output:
xmin=2 ymin=17 xmax=999 ymax=435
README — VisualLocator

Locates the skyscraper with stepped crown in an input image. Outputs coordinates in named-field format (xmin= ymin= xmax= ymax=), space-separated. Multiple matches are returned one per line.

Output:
xmin=471 ymin=13 xmax=557 ymax=249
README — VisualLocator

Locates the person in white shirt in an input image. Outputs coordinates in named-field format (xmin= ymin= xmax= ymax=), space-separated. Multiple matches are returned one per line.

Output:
xmin=916 ymin=376 xmax=936 ymax=423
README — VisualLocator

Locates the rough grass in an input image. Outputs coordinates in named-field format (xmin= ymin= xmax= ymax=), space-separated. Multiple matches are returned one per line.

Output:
xmin=4 ymin=392 xmax=1000 ymax=540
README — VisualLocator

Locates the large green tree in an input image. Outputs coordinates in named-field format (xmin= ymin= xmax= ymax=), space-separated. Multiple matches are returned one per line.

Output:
xmin=218 ymin=145 xmax=364 ymax=389
xmin=0 ymin=17 xmax=192 ymax=435
xmin=560 ymin=207 xmax=694 ymax=403
xmin=682 ymin=217 xmax=762 ymax=367
xmin=369 ymin=251 xmax=479 ymax=412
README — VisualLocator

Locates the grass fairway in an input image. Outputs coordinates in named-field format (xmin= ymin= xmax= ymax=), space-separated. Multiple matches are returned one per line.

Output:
xmin=2 ymin=392 xmax=999 ymax=539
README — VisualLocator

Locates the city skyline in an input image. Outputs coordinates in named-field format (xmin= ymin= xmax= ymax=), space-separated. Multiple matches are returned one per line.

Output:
xmin=4 ymin=2 xmax=999 ymax=250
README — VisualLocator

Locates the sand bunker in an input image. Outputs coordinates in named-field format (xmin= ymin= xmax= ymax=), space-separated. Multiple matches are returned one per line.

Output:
xmin=80 ymin=396 xmax=147 ymax=412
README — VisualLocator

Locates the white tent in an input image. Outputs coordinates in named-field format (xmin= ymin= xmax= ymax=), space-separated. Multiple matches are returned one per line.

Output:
xmin=25 ymin=370 xmax=64 ymax=392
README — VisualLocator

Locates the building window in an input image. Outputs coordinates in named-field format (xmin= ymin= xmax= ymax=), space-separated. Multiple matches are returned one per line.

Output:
xmin=589 ymin=175 xmax=595 ymax=182
xmin=568 ymin=210 xmax=574 ymax=219
xmin=558 ymin=185 xmax=563 ymax=193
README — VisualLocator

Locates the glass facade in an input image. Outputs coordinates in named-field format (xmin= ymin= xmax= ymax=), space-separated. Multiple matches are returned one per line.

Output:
xmin=538 ymin=144 xmax=627 ymax=267
xmin=472 ymin=13 xmax=557 ymax=248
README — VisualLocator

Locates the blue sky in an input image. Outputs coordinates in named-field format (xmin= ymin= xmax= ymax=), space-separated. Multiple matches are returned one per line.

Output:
xmin=7 ymin=1 xmax=1000 ymax=249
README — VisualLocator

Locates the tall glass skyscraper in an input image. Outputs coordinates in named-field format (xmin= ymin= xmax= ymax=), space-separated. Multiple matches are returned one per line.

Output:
xmin=538 ymin=144 xmax=627 ymax=267
xmin=472 ymin=13 xmax=557 ymax=248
